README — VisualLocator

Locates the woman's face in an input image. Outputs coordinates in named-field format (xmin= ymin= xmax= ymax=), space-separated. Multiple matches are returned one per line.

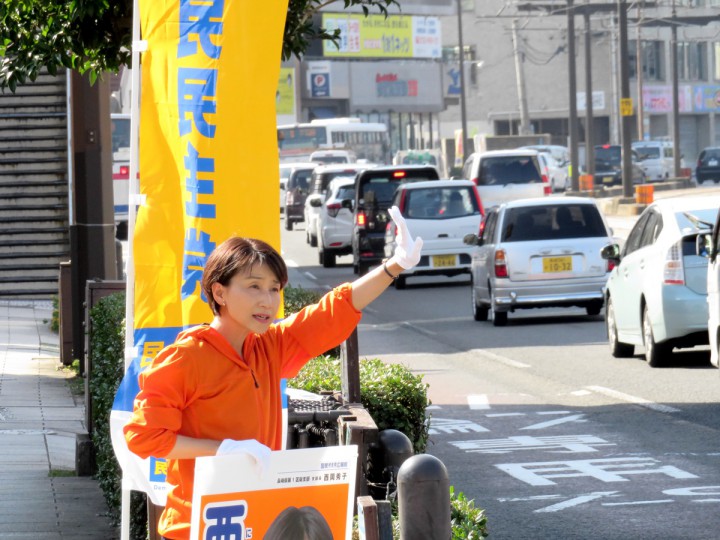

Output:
xmin=213 ymin=262 xmax=282 ymax=335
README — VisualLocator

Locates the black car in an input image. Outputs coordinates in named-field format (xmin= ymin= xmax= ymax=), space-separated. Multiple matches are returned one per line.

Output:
xmin=695 ymin=147 xmax=720 ymax=184
xmin=351 ymin=165 xmax=440 ymax=275
xmin=592 ymin=145 xmax=646 ymax=187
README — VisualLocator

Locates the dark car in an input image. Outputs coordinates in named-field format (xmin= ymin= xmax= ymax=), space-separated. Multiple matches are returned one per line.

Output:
xmin=695 ymin=147 xmax=720 ymax=184
xmin=592 ymin=145 xmax=646 ymax=187
xmin=351 ymin=165 xmax=440 ymax=275
xmin=283 ymin=163 xmax=316 ymax=230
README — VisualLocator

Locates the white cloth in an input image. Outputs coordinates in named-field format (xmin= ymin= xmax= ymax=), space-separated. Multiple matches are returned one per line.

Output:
xmin=216 ymin=439 xmax=272 ymax=475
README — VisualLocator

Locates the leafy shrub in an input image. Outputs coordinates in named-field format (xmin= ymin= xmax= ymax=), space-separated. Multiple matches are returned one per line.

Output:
xmin=289 ymin=355 xmax=430 ymax=454
xmin=450 ymin=486 xmax=488 ymax=539
xmin=88 ymin=292 xmax=147 ymax=539
xmin=283 ymin=286 xmax=340 ymax=357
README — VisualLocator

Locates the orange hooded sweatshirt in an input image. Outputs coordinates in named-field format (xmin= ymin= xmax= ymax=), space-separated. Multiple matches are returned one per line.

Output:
xmin=123 ymin=283 xmax=361 ymax=540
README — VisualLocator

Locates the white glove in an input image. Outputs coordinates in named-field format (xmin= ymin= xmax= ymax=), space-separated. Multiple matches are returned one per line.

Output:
xmin=388 ymin=205 xmax=423 ymax=269
xmin=216 ymin=439 xmax=271 ymax=475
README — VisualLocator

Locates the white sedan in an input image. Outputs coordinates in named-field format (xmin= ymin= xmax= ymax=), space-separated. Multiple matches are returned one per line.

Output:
xmin=602 ymin=195 xmax=720 ymax=367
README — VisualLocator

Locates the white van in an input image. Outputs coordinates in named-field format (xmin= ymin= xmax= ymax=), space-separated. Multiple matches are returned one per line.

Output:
xmin=462 ymin=149 xmax=550 ymax=209
xmin=309 ymin=149 xmax=357 ymax=164
xmin=631 ymin=141 xmax=677 ymax=181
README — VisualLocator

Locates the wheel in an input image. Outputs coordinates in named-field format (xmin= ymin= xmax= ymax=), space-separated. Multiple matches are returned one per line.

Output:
xmin=642 ymin=304 xmax=670 ymax=367
xmin=322 ymin=249 xmax=336 ymax=268
xmin=285 ymin=218 xmax=293 ymax=231
xmin=606 ymin=297 xmax=634 ymax=358
xmin=394 ymin=274 xmax=406 ymax=289
xmin=490 ymin=287 xmax=507 ymax=327
xmin=471 ymin=279 xmax=489 ymax=321
xmin=585 ymin=302 xmax=602 ymax=316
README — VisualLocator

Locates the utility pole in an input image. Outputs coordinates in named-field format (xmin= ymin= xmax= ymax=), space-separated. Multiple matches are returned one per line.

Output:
xmin=567 ymin=0 xmax=580 ymax=191
xmin=618 ymin=0 xmax=634 ymax=199
xmin=457 ymin=0 xmax=469 ymax=163
xmin=583 ymin=8 xmax=595 ymax=177
xmin=636 ymin=3 xmax=645 ymax=141
xmin=512 ymin=19 xmax=531 ymax=135
xmin=670 ymin=0 xmax=681 ymax=177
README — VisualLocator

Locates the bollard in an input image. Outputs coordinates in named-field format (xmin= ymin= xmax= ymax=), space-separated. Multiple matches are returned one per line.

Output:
xmin=635 ymin=184 xmax=654 ymax=205
xmin=579 ymin=173 xmax=594 ymax=191
xmin=368 ymin=429 xmax=414 ymax=499
xmin=397 ymin=454 xmax=450 ymax=540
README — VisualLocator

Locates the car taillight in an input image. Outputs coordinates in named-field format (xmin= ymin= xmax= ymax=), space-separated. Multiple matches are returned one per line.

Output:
xmin=356 ymin=211 xmax=367 ymax=229
xmin=119 ymin=165 xmax=129 ymax=178
xmin=471 ymin=176 xmax=479 ymax=186
xmin=663 ymin=241 xmax=685 ymax=285
xmin=606 ymin=259 xmax=616 ymax=272
xmin=542 ymin=174 xmax=551 ymax=195
xmin=286 ymin=191 xmax=294 ymax=205
xmin=326 ymin=202 xmax=341 ymax=218
xmin=494 ymin=249 xmax=508 ymax=278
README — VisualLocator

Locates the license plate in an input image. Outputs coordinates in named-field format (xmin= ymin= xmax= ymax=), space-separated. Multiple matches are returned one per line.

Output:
xmin=709 ymin=159 xmax=718 ymax=166
xmin=432 ymin=254 xmax=456 ymax=268
xmin=543 ymin=256 xmax=572 ymax=273
xmin=602 ymin=176 xmax=614 ymax=184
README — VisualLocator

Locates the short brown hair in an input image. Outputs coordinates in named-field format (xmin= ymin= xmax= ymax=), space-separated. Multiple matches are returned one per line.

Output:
xmin=201 ymin=237 xmax=288 ymax=315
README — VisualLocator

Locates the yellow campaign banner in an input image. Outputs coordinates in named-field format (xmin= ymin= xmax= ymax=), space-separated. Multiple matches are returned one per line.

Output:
xmin=134 ymin=0 xmax=286 ymax=345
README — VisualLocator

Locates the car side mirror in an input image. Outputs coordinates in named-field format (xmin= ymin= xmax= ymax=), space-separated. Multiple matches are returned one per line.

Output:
xmin=463 ymin=233 xmax=481 ymax=246
xmin=341 ymin=199 xmax=354 ymax=210
xmin=600 ymin=243 xmax=621 ymax=262
xmin=696 ymin=233 xmax=712 ymax=259
xmin=309 ymin=197 xmax=322 ymax=208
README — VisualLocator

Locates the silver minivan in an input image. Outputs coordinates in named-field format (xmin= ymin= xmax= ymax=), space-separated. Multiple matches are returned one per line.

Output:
xmin=462 ymin=149 xmax=550 ymax=209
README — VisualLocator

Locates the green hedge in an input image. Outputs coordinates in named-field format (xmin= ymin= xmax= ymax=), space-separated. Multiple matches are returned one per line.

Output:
xmin=88 ymin=292 xmax=147 ymax=540
xmin=289 ymin=355 xmax=430 ymax=454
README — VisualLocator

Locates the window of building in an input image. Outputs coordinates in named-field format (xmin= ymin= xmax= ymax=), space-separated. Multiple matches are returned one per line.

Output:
xmin=629 ymin=40 xmax=664 ymax=81
xmin=442 ymin=45 xmax=478 ymax=86
xmin=677 ymin=41 xmax=707 ymax=81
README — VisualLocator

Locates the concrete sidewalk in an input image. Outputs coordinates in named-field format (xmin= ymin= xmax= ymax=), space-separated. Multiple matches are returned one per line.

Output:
xmin=0 ymin=300 xmax=119 ymax=539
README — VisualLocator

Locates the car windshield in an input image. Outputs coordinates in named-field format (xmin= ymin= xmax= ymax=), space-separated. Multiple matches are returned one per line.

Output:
xmin=634 ymin=146 xmax=660 ymax=159
xmin=478 ymin=156 xmax=542 ymax=185
xmin=403 ymin=187 xmax=480 ymax=219
xmin=502 ymin=204 xmax=608 ymax=242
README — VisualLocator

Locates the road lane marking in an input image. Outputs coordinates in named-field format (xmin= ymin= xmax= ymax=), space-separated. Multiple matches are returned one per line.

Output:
xmin=470 ymin=348 xmax=531 ymax=368
xmin=468 ymin=394 xmax=489 ymax=410
xmin=586 ymin=386 xmax=681 ymax=413
xmin=520 ymin=414 xmax=587 ymax=430
xmin=602 ymin=500 xmax=673 ymax=506
xmin=536 ymin=492 xmax=620 ymax=513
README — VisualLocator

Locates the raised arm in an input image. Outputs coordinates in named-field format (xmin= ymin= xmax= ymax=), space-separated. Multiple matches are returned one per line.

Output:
xmin=350 ymin=206 xmax=423 ymax=311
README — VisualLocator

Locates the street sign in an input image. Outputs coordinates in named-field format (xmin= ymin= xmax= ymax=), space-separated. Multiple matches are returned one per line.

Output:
xmin=620 ymin=98 xmax=633 ymax=116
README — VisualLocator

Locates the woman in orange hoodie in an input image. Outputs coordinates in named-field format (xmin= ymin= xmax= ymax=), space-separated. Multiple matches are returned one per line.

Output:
xmin=124 ymin=207 xmax=422 ymax=540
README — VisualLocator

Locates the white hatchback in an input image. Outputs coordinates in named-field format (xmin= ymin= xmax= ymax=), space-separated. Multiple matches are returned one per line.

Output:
xmin=317 ymin=177 xmax=356 ymax=268
xmin=461 ymin=149 xmax=550 ymax=209
xmin=383 ymin=180 xmax=484 ymax=289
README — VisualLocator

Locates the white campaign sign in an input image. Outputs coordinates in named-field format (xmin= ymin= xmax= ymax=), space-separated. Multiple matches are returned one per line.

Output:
xmin=190 ymin=445 xmax=358 ymax=540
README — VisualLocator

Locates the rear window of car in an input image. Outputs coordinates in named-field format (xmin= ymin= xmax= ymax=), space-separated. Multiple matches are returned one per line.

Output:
xmin=402 ymin=187 xmax=481 ymax=219
xmin=478 ymin=155 xmax=542 ymax=186
xmin=358 ymin=168 xmax=439 ymax=203
xmin=501 ymin=204 xmax=608 ymax=242
xmin=311 ymin=169 xmax=360 ymax=195
xmin=289 ymin=169 xmax=313 ymax=190
xmin=700 ymin=148 xmax=720 ymax=162
xmin=594 ymin=146 xmax=621 ymax=164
